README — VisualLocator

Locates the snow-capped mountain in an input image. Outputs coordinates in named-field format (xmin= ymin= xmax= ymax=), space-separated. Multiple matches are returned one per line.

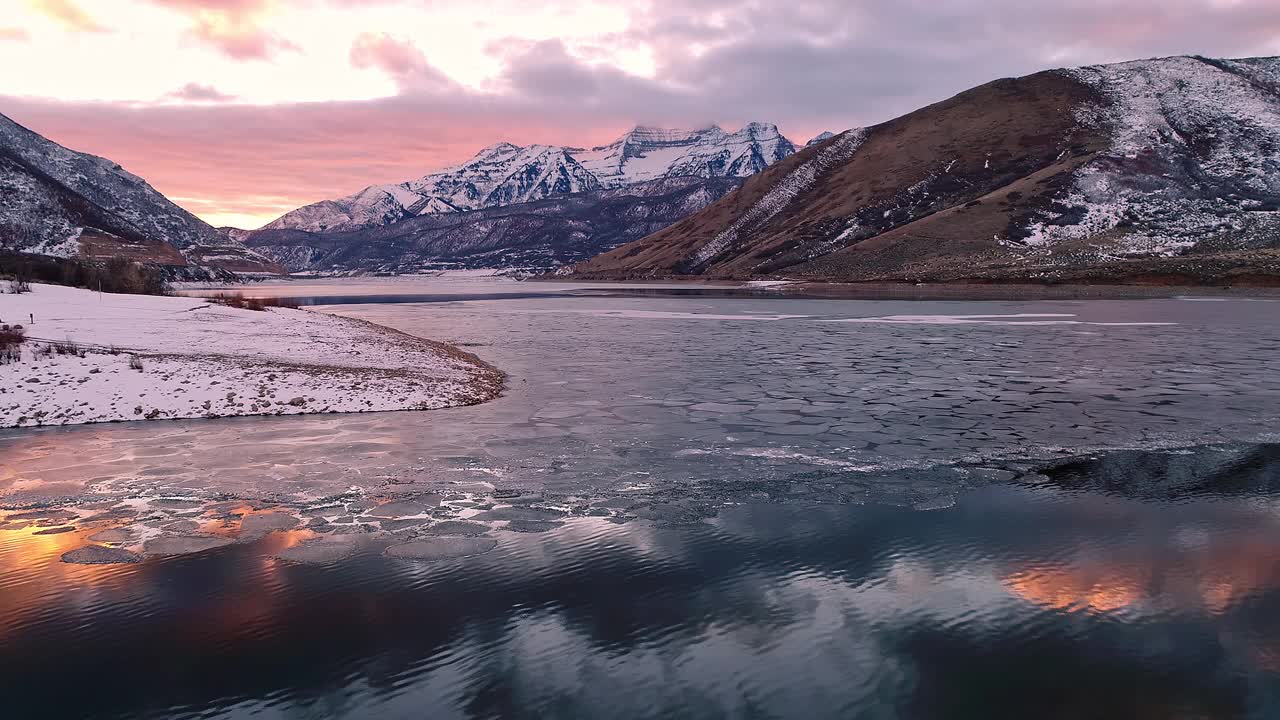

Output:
xmin=246 ymin=177 xmax=743 ymax=274
xmin=572 ymin=122 xmax=796 ymax=187
xmin=264 ymin=123 xmax=796 ymax=233
xmin=0 ymin=111 xmax=278 ymax=273
xmin=573 ymin=55 xmax=1280 ymax=285
xmin=805 ymin=131 xmax=837 ymax=147
xmin=266 ymin=143 xmax=602 ymax=233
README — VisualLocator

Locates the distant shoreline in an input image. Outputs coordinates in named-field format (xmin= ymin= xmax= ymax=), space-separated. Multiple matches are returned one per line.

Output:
xmin=525 ymin=276 xmax=1280 ymax=301
xmin=187 ymin=272 xmax=1280 ymax=302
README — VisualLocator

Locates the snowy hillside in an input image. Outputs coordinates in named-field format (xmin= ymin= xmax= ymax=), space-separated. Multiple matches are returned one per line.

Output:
xmin=0 ymin=112 xmax=278 ymax=273
xmin=688 ymin=129 xmax=868 ymax=270
xmin=1019 ymin=55 xmax=1280 ymax=256
xmin=265 ymin=123 xmax=796 ymax=234
xmin=0 ymin=284 xmax=501 ymax=427
xmin=0 ymin=112 xmax=221 ymax=254
xmin=573 ymin=55 xmax=1280 ymax=285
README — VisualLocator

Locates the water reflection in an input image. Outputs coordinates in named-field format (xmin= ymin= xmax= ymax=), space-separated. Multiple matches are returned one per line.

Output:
xmin=1 ymin=454 xmax=1279 ymax=718
xmin=4 ymin=283 xmax=1280 ymax=718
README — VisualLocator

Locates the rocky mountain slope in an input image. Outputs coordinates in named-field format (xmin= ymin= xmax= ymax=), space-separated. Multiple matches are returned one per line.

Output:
xmin=572 ymin=56 xmax=1280 ymax=285
xmin=245 ymin=177 xmax=741 ymax=273
xmin=0 ymin=112 xmax=278 ymax=274
xmin=805 ymin=131 xmax=836 ymax=147
xmin=570 ymin=123 xmax=795 ymax=188
xmin=265 ymin=143 xmax=603 ymax=234
xmin=264 ymin=123 xmax=795 ymax=235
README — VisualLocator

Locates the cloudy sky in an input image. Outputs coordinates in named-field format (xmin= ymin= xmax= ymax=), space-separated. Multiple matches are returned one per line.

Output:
xmin=3 ymin=0 xmax=1279 ymax=228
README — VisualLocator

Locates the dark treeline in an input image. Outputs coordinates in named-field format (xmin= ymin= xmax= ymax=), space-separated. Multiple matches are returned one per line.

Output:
xmin=0 ymin=251 xmax=170 ymax=296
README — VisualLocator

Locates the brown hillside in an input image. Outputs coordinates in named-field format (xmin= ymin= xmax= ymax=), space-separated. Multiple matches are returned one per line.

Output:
xmin=573 ymin=69 xmax=1105 ymax=279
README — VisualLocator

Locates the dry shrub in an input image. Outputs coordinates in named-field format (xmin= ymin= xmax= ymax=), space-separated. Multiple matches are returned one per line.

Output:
xmin=0 ymin=325 xmax=23 ymax=364
xmin=52 ymin=338 xmax=83 ymax=356
xmin=207 ymin=292 xmax=299 ymax=311
xmin=0 ymin=251 xmax=169 ymax=296
xmin=206 ymin=291 xmax=249 ymax=309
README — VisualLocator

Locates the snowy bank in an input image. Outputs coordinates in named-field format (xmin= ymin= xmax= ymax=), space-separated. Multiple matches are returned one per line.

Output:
xmin=0 ymin=284 xmax=502 ymax=428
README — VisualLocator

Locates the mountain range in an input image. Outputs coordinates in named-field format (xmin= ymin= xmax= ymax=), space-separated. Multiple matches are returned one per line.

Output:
xmin=572 ymin=55 xmax=1280 ymax=285
xmin=242 ymin=177 xmax=744 ymax=273
xmin=235 ymin=122 xmax=805 ymax=273
xmin=0 ymin=112 xmax=279 ymax=275
xmin=5 ymin=54 xmax=1280 ymax=286
xmin=263 ymin=123 xmax=799 ymax=234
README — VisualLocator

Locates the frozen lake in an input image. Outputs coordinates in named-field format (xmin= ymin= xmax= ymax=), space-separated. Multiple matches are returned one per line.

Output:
xmin=2 ymin=277 xmax=1280 ymax=718
xmin=7 ymin=280 xmax=1279 ymax=505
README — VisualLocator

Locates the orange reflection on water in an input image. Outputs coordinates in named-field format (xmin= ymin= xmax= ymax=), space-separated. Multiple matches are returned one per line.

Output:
xmin=197 ymin=503 xmax=256 ymax=537
xmin=1004 ymin=567 xmax=1145 ymax=614
xmin=261 ymin=528 xmax=316 ymax=553
xmin=3 ymin=524 xmax=87 ymax=563
xmin=0 ymin=507 xmax=322 ymax=653
xmin=1193 ymin=534 xmax=1280 ymax=615
xmin=0 ymin=519 xmax=133 ymax=644
xmin=1004 ymin=524 xmax=1280 ymax=616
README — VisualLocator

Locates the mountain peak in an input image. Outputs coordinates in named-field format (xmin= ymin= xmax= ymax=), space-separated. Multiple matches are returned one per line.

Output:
xmin=737 ymin=121 xmax=780 ymax=136
xmin=266 ymin=121 xmax=797 ymax=233
xmin=806 ymin=131 xmax=836 ymax=146
xmin=619 ymin=125 xmax=724 ymax=145
xmin=468 ymin=141 xmax=522 ymax=161
xmin=572 ymin=123 xmax=796 ymax=187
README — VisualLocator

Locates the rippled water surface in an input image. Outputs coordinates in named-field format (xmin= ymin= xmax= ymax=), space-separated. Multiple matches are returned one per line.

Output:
xmin=3 ymin=278 xmax=1280 ymax=718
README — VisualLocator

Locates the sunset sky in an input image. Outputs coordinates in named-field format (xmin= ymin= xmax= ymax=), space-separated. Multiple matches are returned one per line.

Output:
xmin=3 ymin=0 xmax=1279 ymax=229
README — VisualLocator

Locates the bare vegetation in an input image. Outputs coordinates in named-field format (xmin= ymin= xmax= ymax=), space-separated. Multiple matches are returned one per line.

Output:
xmin=51 ymin=338 xmax=84 ymax=356
xmin=0 ymin=325 xmax=24 ymax=365
xmin=0 ymin=251 xmax=169 ymax=296
xmin=206 ymin=292 xmax=300 ymax=311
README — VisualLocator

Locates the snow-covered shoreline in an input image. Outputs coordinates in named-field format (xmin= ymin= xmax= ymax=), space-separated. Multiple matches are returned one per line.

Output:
xmin=0 ymin=284 xmax=503 ymax=428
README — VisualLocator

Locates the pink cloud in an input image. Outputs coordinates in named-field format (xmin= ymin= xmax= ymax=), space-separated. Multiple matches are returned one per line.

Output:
xmin=147 ymin=0 xmax=296 ymax=61
xmin=0 ymin=27 xmax=31 ymax=42
xmin=31 ymin=0 xmax=110 ymax=33
xmin=185 ymin=19 xmax=298 ymax=60
xmin=164 ymin=82 xmax=238 ymax=102
xmin=150 ymin=0 xmax=270 ymax=10
xmin=349 ymin=33 xmax=456 ymax=92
